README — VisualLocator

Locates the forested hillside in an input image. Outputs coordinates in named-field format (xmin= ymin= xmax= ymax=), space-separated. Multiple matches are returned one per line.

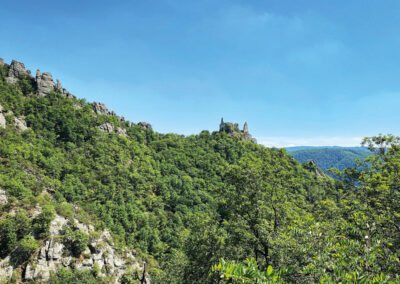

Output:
xmin=286 ymin=147 xmax=371 ymax=173
xmin=0 ymin=60 xmax=399 ymax=283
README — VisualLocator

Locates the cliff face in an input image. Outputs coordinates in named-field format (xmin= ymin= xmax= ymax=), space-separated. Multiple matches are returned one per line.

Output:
xmin=0 ymin=203 xmax=149 ymax=283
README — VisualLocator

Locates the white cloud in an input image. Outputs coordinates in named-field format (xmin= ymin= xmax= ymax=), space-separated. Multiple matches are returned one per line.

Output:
xmin=257 ymin=136 xmax=363 ymax=148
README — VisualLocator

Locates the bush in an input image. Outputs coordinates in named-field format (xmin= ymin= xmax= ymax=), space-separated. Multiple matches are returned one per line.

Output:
xmin=33 ymin=205 xmax=55 ymax=238
xmin=10 ymin=235 xmax=39 ymax=266
xmin=62 ymin=226 xmax=90 ymax=257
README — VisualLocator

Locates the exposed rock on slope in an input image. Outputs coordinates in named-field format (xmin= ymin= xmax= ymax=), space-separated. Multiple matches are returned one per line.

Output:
xmin=138 ymin=122 xmax=152 ymax=130
xmin=6 ymin=60 xmax=30 ymax=84
xmin=36 ymin=70 xmax=56 ymax=97
xmin=1 ymin=58 xmax=153 ymax=133
xmin=0 ymin=103 xmax=28 ymax=130
xmin=1 ymin=58 xmax=75 ymax=98
xmin=92 ymin=102 xmax=125 ymax=122
xmin=219 ymin=118 xmax=256 ymax=143
xmin=98 ymin=123 xmax=127 ymax=136
xmin=0 ymin=104 xmax=5 ymax=128
xmin=303 ymin=160 xmax=326 ymax=177
xmin=0 ymin=189 xmax=7 ymax=205
xmin=0 ymin=210 xmax=149 ymax=283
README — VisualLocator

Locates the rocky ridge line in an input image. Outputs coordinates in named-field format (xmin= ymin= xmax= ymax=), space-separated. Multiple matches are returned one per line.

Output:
xmin=0 ymin=57 xmax=153 ymax=133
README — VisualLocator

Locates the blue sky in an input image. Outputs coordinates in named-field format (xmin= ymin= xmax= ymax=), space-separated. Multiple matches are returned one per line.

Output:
xmin=1 ymin=0 xmax=400 ymax=146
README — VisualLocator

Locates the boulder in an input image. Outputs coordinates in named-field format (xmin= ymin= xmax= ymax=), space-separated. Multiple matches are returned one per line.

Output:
xmin=138 ymin=122 xmax=152 ymax=130
xmin=14 ymin=117 xmax=28 ymax=130
xmin=115 ymin=127 xmax=127 ymax=136
xmin=98 ymin=123 xmax=127 ymax=136
xmin=0 ymin=104 xmax=5 ymax=128
xmin=0 ymin=189 xmax=8 ymax=205
xmin=98 ymin=123 xmax=114 ymax=133
xmin=49 ymin=215 xmax=68 ymax=236
xmin=93 ymin=102 xmax=110 ymax=115
xmin=36 ymin=70 xmax=56 ymax=97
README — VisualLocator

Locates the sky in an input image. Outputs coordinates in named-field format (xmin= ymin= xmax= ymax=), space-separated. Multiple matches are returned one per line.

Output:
xmin=1 ymin=0 xmax=400 ymax=147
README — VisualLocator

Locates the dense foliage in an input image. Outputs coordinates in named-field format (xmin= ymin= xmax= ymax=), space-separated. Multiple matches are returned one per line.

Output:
xmin=287 ymin=147 xmax=371 ymax=173
xmin=0 ymin=63 xmax=399 ymax=283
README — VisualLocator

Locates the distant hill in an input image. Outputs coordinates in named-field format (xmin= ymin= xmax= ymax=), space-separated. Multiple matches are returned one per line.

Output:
xmin=285 ymin=146 xmax=371 ymax=173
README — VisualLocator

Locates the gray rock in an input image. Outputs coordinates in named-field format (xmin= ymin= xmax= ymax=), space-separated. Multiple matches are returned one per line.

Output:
xmin=24 ymin=263 xmax=35 ymax=280
xmin=6 ymin=60 xmax=29 ymax=84
xmin=48 ymin=240 xmax=64 ymax=260
xmin=93 ymin=102 xmax=110 ymax=115
xmin=115 ymin=127 xmax=127 ymax=136
xmin=98 ymin=123 xmax=114 ymax=133
xmin=0 ymin=58 xmax=4 ymax=66
xmin=0 ymin=105 xmax=7 ymax=128
xmin=36 ymin=70 xmax=56 ymax=97
xmin=50 ymin=215 xmax=68 ymax=236
xmin=0 ymin=113 xmax=5 ymax=128
xmin=98 ymin=123 xmax=127 ymax=136
xmin=56 ymin=79 xmax=63 ymax=92
xmin=0 ymin=189 xmax=7 ymax=205
xmin=138 ymin=122 xmax=152 ymax=130
xmin=61 ymin=256 xmax=72 ymax=267
xmin=0 ymin=257 xmax=13 ymax=281
xmin=14 ymin=117 xmax=28 ymax=130
xmin=3 ymin=211 xmax=148 ymax=283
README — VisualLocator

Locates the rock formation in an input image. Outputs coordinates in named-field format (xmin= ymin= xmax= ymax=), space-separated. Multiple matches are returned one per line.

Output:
xmin=1 ymin=58 xmax=145 ymax=133
xmin=98 ymin=123 xmax=127 ymax=136
xmin=1 ymin=58 xmax=75 ymax=98
xmin=0 ymin=104 xmax=5 ymax=128
xmin=0 ymin=189 xmax=8 ymax=205
xmin=304 ymin=160 xmax=326 ymax=177
xmin=138 ymin=122 xmax=152 ymax=130
xmin=92 ymin=102 xmax=125 ymax=122
xmin=0 ymin=104 xmax=28 ymax=130
xmin=0 ymin=210 xmax=149 ymax=283
xmin=6 ymin=60 xmax=30 ymax=84
xmin=219 ymin=118 xmax=256 ymax=143
xmin=93 ymin=102 xmax=110 ymax=115
xmin=36 ymin=70 xmax=56 ymax=97
xmin=14 ymin=117 xmax=28 ymax=131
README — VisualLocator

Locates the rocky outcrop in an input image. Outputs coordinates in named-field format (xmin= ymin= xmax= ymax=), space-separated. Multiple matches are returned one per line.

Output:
xmin=98 ymin=123 xmax=114 ymax=133
xmin=98 ymin=123 xmax=127 ymax=136
xmin=15 ymin=213 xmax=148 ymax=283
xmin=219 ymin=118 xmax=256 ymax=143
xmin=6 ymin=60 xmax=30 ymax=84
xmin=36 ymin=70 xmax=56 ymax=97
xmin=55 ymin=79 xmax=75 ymax=98
xmin=304 ymin=160 xmax=326 ymax=178
xmin=92 ymin=102 xmax=125 ymax=122
xmin=0 ymin=104 xmax=28 ymax=130
xmin=0 ymin=189 xmax=8 ymax=205
xmin=14 ymin=117 xmax=28 ymax=131
xmin=1 ymin=58 xmax=75 ymax=98
xmin=0 ymin=104 xmax=5 ymax=128
xmin=0 ymin=257 xmax=13 ymax=281
xmin=138 ymin=122 xmax=152 ymax=130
